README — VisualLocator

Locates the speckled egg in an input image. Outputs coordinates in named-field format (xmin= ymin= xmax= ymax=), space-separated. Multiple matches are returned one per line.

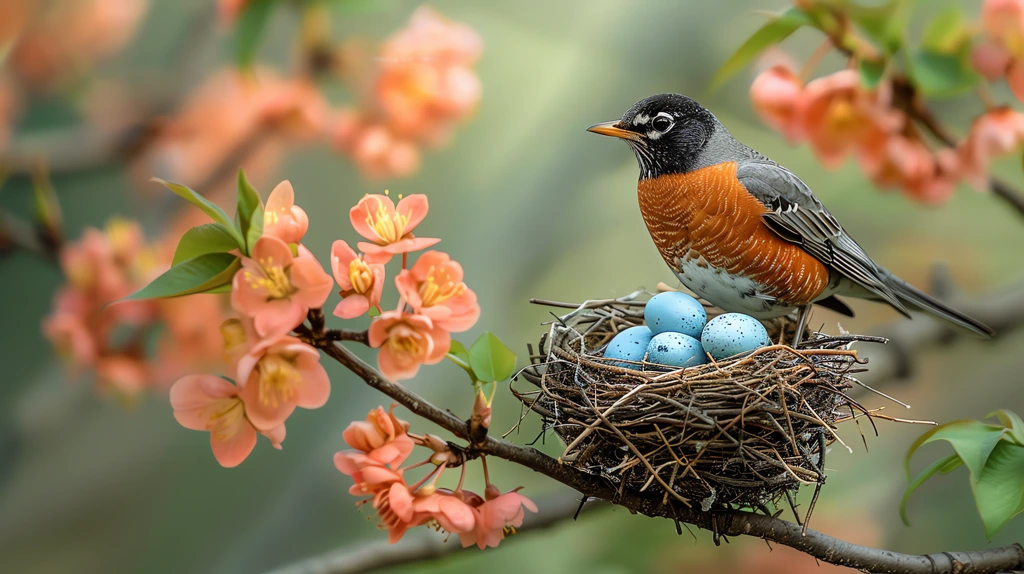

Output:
xmin=603 ymin=326 xmax=654 ymax=369
xmin=700 ymin=313 xmax=771 ymax=360
xmin=645 ymin=332 xmax=707 ymax=369
xmin=643 ymin=292 xmax=707 ymax=338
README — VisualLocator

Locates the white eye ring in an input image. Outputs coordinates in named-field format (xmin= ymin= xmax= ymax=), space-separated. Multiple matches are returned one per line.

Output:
xmin=651 ymin=112 xmax=674 ymax=132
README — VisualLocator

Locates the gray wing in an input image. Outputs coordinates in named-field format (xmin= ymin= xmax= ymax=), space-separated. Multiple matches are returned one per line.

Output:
xmin=735 ymin=159 xmax=909 ymax=316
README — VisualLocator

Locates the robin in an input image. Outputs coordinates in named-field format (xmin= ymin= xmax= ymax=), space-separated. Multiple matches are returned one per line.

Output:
xmin=588 ymin=93 xmax=994 ymax=343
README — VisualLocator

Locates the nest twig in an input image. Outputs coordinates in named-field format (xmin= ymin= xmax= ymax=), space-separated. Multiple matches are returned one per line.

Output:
xmin=515 ymin=290 xmax=893 ymax=519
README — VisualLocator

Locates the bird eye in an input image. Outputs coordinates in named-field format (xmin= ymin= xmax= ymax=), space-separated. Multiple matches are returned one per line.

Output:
xmin=652 ymin=114 xmax=673 ymax=132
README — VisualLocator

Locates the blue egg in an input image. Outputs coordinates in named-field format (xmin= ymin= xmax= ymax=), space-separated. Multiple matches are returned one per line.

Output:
xmin=644 ymin=292 xmax=707 ymax=338
xmin=603 ymin=326 xmax=654 ymax=369
xmin=700 ymin=313 xmax=771 ymax=360
xmin=645 ymin=332 xmax=707 ymax=369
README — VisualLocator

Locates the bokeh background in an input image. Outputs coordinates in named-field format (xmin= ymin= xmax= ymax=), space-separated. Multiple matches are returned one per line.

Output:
xmin=1 ymin=1 xmax=1023 ymax=573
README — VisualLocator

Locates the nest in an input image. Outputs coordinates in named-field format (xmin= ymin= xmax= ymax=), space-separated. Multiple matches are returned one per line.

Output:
xmin=516 ymin=291 xmax=889 ymax=514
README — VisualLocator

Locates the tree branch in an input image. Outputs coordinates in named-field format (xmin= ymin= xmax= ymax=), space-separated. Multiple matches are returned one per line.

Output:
xmin=309 ymin=279 xmax=1024 ymax=574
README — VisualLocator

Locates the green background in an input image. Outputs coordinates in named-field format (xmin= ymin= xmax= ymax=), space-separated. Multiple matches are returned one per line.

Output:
xmin=1 ymin=1 xmax=1022 ymax=572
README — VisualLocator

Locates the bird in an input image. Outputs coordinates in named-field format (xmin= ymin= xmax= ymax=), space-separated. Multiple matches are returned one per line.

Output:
xmin=587 ymin=93 xmax=994 ymax=343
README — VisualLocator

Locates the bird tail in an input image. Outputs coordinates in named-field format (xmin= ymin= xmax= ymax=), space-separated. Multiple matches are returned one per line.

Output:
xmin=879 ymin=271 xmax=995 ymax=338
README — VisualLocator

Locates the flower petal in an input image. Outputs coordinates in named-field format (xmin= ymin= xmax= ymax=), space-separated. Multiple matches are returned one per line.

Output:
xmin=333 ymin=294 xmax=371 ymax=319
xmin=210 ymin=420 xmax=257 ymax=468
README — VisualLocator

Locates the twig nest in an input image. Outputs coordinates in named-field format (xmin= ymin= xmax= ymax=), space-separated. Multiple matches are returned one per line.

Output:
xmin=517 ymin=290 xmax=886 ymax=511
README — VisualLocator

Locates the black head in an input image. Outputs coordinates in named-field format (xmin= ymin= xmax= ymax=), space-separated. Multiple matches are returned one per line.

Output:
xmin=588 ymin=94 xmax=719 ymax=179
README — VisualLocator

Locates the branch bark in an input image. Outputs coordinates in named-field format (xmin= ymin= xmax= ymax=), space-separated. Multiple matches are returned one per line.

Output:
xmin=300 ymin=279 xmax=1024 ymax=574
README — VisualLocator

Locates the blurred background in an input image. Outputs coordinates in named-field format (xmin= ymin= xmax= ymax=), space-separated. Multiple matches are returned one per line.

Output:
xmin=1 ymin=1 xmax=1022 ymax=573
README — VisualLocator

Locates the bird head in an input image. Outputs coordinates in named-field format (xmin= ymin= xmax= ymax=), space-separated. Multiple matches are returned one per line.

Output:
xmin=588 ymin=93 xmax=718 ymax=179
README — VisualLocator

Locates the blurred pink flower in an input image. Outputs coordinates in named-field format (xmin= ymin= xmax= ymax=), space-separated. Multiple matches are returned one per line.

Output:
xmin=263 ymin=181 xmax=309 ymax=245
xmin=800 ymin=70 xmax=903 ymax=168
xmin=170 ymin=373 xmax=284 ymax=467
xmin=231 ymin=235 xmax=333 ymax=337
xmin=349 ymin=193 xmax=439 ymax=264
xmin=331 ymin=114 xmax=422 ymax=179
xmin=236 ymin=335 xmax=330 ymax=430
xmin=330 ymin=240 xmax=385 ymax=319
xmin=983 ymin=0 xmax=1024 ymax=57
xmin=395 ymin=250 xmax=479 ymax=332
xmin=368 ymin=310 xmax=450 ymax=381
xmin=139 ymin=70 xmax=327 ymax=188
xmin=959 ymin=107 xmax=1024 ymax=189
xmin=96 ymin=356 xmax=149 ymax=397
xmin=342 ymin=405 xmax=415 ymax=467
xmin=972 ymin=39 xmax=1013 ymax=79
xmin=750 ymin=64 xmax=806 ymax=142
xmin=9 ymin=0 xmax=148 ymax=92
xmin=218 ymin=0 xmax=251 ymax=24
xmin=860 ymin=136 xmax=960 ymax=204
xmin=153 ymin=294 xmax=230 ymax=382
xmin=375 ymin=7 xmax=482 ymax=143
xmin=42 ymin=289 xmax=97 ymax=373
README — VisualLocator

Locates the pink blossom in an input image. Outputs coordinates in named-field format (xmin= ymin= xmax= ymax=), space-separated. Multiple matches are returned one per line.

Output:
xmin=800 ymin=70 xmax=903 ymax=168
xmin=235 ymin=335 xmax=331 ymax=430
xmin=349 ymin=193 xmax=439 ymax=263
xmin=330 ymin=240 xmax=385 ymax=319
xmin=456 ymin=486 xmax=538 ymax=549
xmin=342 ymin=405 xmax=415 ymax=467
xmin=170 ymin=374 xmax=284 ymax=467
xmin=395 ymin=250 xmax=479 ymax=332
xmin=334 ymin=450 xmax=405 ymax=496
xmin=96 ymin=356 xmax=149 ymax=397
xmin=959 ymin=107 xmax=1024 ymax=189
xmin=750 ymin=65 xmax=806 ymax=142
xmin=368 ymin=311 xmax=450 ymax=381
xmin=263 ymin=180 xmax=309 ymax=245
xmin=231 ymin=235 xmax=333 ymax=337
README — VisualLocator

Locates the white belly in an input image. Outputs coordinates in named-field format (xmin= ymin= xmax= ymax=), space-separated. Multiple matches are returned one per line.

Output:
xmin=673 ymin=254 xmax=796 ymax=319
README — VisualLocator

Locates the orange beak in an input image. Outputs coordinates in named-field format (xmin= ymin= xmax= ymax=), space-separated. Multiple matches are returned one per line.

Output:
xmin=587 ymin=120 xmax=640 ymax=141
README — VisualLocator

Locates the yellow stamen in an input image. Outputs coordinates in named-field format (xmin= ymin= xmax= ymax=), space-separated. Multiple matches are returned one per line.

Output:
xmin=349 ymin=258 xmax=375 ymax=294
xmin=388 ymin=329 xmax=423 ymax=356
xmin=265 ymin=209 xmax=280 ymax=226
xmin=206 ymin=397 xmax=246 ymax=441
xmin=363 ymin=197 xmax=410 ymax=245
xmin=419 ymin=266 xmax=465 ymax=307
xmin=256 ymin=353 xmax=301 ymax=408
xmin=244 ymin=256 xmax=295 ymax=299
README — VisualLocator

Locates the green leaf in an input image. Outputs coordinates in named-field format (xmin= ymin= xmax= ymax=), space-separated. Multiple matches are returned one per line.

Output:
xmin=447 ymin=340 xmax=476 ymax=381
xmin=901 ymin=453 xmax=963 ymax=526
xmin=848 ymin=0 xmax=909 ymax=54
xmin=990 ymin=410 xmax=1024 ymax=446
xmin=236 ymin=0 xmax=276 ymax=68
xmin=448 ymin=340 xmax=472 ymax=370
xmin=152 ymin=178 xmax=243 ymax=245
xmin=172 ymin=223 xmax=243 ymax=266
xmin=236 ymin=170 xmax=264 ymax=255
xmin=906 ymin=420 xmax=1007 ymax=481
xmin=710 ymin=7 xmax=809 ymax=92
xmin=127 ymin=253 xmax=240 ymax=300
xmin=908 ymin=50 xmax=981 ymax=98
xmin=858 ymin=58 xmax=886 ymax=89
xmin=972 ymin=440 xmax=1024 ymax=538
xmin=468 ymin=332 xmax=517 ymax=383
xmin=922 ymin=7 xmax=969 ymax=54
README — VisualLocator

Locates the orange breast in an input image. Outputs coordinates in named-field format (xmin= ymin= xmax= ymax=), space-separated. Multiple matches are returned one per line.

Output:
xmin=637 ymin=162 xmax=829 ymax=306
